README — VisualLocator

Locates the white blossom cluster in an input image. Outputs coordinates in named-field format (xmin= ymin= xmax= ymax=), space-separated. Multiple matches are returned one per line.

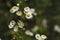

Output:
xmin=8 ymin=20 xmax=24 ymax=32
xmin=9 ymin=3 xmax=47 ymax=40
xmin=25 ymin=30 xmax=47 ymax=40
xmin=35 ymin=34 xmax=47 ymax=40
xmin=10 ymin=4 xmax=37 ymax=19
xmin=24 ymin=7 xmax=37 ymax=19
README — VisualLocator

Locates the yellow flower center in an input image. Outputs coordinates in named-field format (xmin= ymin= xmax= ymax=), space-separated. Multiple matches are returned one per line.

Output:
xmin=10 ymin=21 xmax=16 ymax=26
xmin=25 ymin=7 xmax=29 ymax=10
xmin=16 ymin=11 xmax=22 ymax=16
xmin=26 ymin=13 xmax=31 ymax=17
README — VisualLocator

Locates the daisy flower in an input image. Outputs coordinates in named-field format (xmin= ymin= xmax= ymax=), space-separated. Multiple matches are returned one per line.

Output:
xmin=16 ymin=11 xmax=22 ymax=16
xmin=35 ymin=34 xmax=47 ymax=40
xmin=30 ymin=8 xmax=35 ymax=14
xmin=8 ymin=20 xmax=16 ymax=29
xmin=41 ymin=35 xmax=47 ymax=40
xmin=25 ymin=30 xmax=33 ymax=36
xmin=32 ymin=25 xmax=38 ymax=32
xmin=24 ymin=7 xmax=30 ymax=12
xmin=13 ymin=25 xmax=18 ymax=32
xmin=35 ymin=34 xmax=42 ymax=40
xmin=25 ymin=12 xmax=33 ymax=19
xmin=10 ymin=6 xmax=19 ymax=13
xmin=17 ymin=20 xmax=24 ymax=28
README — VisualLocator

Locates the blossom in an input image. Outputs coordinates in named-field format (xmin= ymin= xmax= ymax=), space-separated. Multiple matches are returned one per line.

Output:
xmin=25 ymin=13 xmax=33 ymax=19
xmin=8 ymin=25 xmax=14 ymax=29
xmin=8 ymin=20 xmax=24 ymax=32
xmin=16 ymin=11 xmax=22 ymax=16
xmin=41 ymin=35 xmax=47 ymax=40
xmin=13 ymin=26 xmax=18 ymax=32
xmin=8 ymin=20 xmax=16 ymax=28
xmin=30 ymin=8 xmax=35 ymax=14
xmin=10 ymin=6 xmax=19 ymax=13
xmin=17 ymin=3 xmax=20 ymax=6
xmin=35 ymin=34 xmax=47 ymax=40
xmin=35 ymin=34 xmax=42 ymax=40
xmin=31 ymin=25 xmax=38 ymax=32
xmin=24 ymin=7 xmax=30 ymax=12
xmin=33 ymin=12 xmax=37 ymax=16
xmin=25 ymin=30 xmax=33 ymax=36
xmin=54 ymin=25 xmax=60 ymax=33
xmin=17 ymin=20 xmax=24 ymax=28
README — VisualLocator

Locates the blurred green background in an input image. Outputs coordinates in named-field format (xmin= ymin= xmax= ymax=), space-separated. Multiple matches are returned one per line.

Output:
xmin=0 ymin=0 xmax=60 ymax=40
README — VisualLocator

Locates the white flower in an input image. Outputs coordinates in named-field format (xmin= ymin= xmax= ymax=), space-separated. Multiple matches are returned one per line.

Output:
xmin=8 ymin=24 xmax=14 ymax=29
xmin=35 ymin=34 xmax=47 ymax=40
xmin=25 ymin=30 xmax=33 ymax=36
xmin=10 ymin=20 xmax=16 ymax=26
xmin=33 ymin=12 xmax=37 ymax=16
xmin=32 ymin=25 xmax=38 ymax=32
xmin=17 ymin=3 xmax=20 ymax=6
xmin=35 ymin=34 xmax=42 ymax=40
xmin=26 ymin=14 xmax=33 ymax=19
xmin=8 ymin=20 xmax=16 ymax=28
xmin=41 ymin=35 xmax=47 ymax=40
xmin=13 ymin=26 xmax=18 ymax=32
xmin=18 ymin=20 xmax=24 ymax=28
xmin=25 ymin=30 xmax=30 ymax=35
xmin=54 ymin=25 xmax=60 ymax=33
xmin=25 ymin=13 xmax=33 ymax=19
xmin=30 ymin=8 xmax=35 ymax=14
xmin=24 ymin=7 xmax=30 ymax=12
xmin=16 ymin=11 xmax=22 ymax=16
xmin=10 ymin=6 xmax=19 ymax=13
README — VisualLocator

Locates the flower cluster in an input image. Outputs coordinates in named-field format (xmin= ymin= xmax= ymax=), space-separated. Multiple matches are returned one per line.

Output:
xmin=25 ymin=30 xmax=47 ymax=40
xmin=10 ymin=4 xmax=37 ymax=19
xmin=25 ymin=30 xmax=33 ymax=36
xmin=10 ymin=6 xmax=19 ymax=13
xmin=24 ymin=7 xmax=37 ymax=19
xmin=8 ymin=20 xmax=24 ymax=32
xmin=9 ymin=3 xmax=47 ymax=40
xmin=35 ymin=34 xmax=47 ymax=40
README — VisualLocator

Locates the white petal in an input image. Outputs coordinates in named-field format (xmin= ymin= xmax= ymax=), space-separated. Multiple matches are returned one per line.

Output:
xmin=33 ymin=12 xmax=37 ymax=16
xmin=25 ymin=30 xmax=30 ymax=35
xmin=32 ymin=26 xmax=38 ymax=32
xmin=54 ymin=25 xmax=60 ymax=33
xmin=16 ymin=11 xmax=22 ymax=16
xmin=10 ymin=20 xmax=16 ymax=26
xmin=13 ymin=26 xmax=18 ymax=32
xmin=18 ymin=20 xmax=24 ymax=28
xmin=29 ymin=32 xmax=33 ymax=36
xmin=41 ymin=35 xmax=47 ymax=40
xmin=24 ymin=7 xmax=30 ymax=12
xmin=35 ymin=34 xmax=41 ymax=39
xmin=25 ymin=30 xmax=33 ymax=36
xmin=26 ymin=14 xmax=33 ymax=19
xmin=8 ymin=25 xmax=14 ymax=29
xmin=17 ymin=3 xmax=20 ymax=6
xmin=30 ymin=8 xmax=35 ymax=13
